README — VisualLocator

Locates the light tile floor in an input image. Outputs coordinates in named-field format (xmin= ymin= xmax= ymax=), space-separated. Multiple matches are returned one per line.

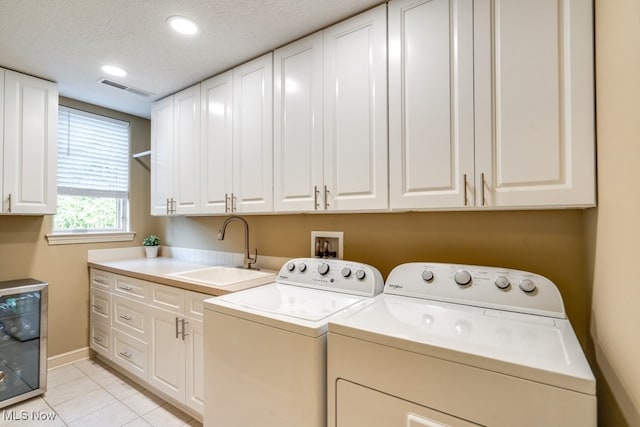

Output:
xmin=0 ymin=358 xmax=201 ymax=427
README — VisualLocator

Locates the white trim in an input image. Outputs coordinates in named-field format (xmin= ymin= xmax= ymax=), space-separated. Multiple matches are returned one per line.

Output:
xmin=46 ymin=231 xmax=136 ymax=245
xmin=47 ymin=346 xmax=91 ymax=369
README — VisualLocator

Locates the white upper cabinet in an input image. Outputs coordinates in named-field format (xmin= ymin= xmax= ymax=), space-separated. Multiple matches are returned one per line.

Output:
xmin=389 ymin=0 xmax=474 ymax=209
xmin=150 ymin=84 xmax=201 ymax=215
xmin=273 ymin=33 xmax=324 ymax=212
xmin=201 ymin=71 xmax=233 ymax=214
xmin=151 ymin=96 xmax=174 ymax=215
xmin=323 ymin=5 xmax=388 ymax=211
xmin=274 ymin=5 xmax=388 ymax=213
xmin=2 ymin=70 xmax=58 ymax=214
xmin=173 ymin=85 xmax=201 ymax=214
xmin=474 ymin=0 xmax=595 ymax=208
xmin=389 ymin=0 xmax=595 ymax=210
xmin=232 ymin=53 xmax=273 ymax=213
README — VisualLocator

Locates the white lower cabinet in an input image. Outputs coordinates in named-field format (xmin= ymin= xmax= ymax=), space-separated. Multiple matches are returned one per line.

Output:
xmin=89 ymin=269 xmax=208 ymax=418
xmin=185 ymin=316 xmax=204 ymax=412
xmin=149 ymin=307 xmax=186 ymax=401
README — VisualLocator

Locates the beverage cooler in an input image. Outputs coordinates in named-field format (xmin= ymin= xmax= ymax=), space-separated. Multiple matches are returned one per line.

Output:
xmin=0 ymin=279 xmax=48 ymax=409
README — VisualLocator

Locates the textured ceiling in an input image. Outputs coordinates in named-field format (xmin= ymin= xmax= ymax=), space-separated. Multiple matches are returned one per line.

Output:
xmin=0 ymin=0 xmax=384 ymax=118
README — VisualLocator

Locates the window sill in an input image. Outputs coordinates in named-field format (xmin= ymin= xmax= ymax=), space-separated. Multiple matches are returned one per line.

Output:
xmin=46 ymin=231 xmax=136 ymax=245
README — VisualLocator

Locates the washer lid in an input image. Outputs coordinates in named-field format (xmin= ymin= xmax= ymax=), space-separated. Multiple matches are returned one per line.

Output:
xmin=205 ymin=283 xmax=369 ymax=337
xmin=329 ymin=294 xmax=596 ymax=395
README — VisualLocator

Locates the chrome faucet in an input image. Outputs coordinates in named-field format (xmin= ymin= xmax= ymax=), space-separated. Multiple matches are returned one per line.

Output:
xmin=217 ymin=215 xmax=258 ymax=269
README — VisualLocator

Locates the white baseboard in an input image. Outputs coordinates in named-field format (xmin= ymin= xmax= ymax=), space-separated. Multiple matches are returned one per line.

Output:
xmin=47 ymin=347 xmax=91 ymax=370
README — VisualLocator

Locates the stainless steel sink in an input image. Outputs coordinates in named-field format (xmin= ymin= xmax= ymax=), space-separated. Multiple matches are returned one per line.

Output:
xmin=167 ymin=266 xmax=276 ymax=287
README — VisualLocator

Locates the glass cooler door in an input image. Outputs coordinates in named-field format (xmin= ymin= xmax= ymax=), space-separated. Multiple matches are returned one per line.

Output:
xmin=0 ymin=280 xmax=48 ymax=407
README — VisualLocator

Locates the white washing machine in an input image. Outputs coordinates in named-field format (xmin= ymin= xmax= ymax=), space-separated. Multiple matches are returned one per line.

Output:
xmin=203 ymin=258 xmax=384 ymax=427
xmin=328 ymin=263 xmax=597 ymax=427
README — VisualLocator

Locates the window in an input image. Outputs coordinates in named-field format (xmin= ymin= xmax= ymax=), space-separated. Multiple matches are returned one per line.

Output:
xmin=53 ymin=106 xmax=131 ymax=236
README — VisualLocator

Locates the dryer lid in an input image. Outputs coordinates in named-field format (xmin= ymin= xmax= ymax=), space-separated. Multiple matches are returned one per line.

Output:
xmin=329 ymin=294 xmax=596 ymax=395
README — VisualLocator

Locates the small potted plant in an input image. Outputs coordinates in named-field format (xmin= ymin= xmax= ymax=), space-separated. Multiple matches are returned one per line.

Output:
xmin=143 ymin=235 xmax=160 ymax=258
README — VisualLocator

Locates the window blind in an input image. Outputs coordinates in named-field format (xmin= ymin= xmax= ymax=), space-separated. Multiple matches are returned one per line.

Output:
xmin=57 ymin=106 xmax=130 ymax=198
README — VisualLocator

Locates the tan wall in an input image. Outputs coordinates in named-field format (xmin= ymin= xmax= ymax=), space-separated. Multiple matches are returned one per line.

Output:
xmin=586 ymin=0 xmax=640 ymax=425
xmin=0 ymin=97 xmax=154 ymax=357
xmin=159 ymin=210 xmax=590 ymax=345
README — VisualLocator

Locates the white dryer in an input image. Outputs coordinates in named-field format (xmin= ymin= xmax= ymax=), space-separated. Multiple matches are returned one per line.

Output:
xmin=203 ymin=258 xmax=383 ymax=427
xmin=328 ymin=262 xmax=596 ymax=427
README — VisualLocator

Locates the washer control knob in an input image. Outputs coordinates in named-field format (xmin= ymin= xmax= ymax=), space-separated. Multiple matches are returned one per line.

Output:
xmin=318 ymin=263 xmax=330 ymax=275
xmin=519 ymin=279 xmax=536 ymax=293
xmin=342 ymin=267 xmax=352 ymax=278
xmin=286 ymin=262 xmax=296 ymax=272
xmin=298 ymin=263 xmax=307 ymax=272
xmin=454 ymin=270 xmax=472 ymax=286
xmin=421 ymin=270 xmax=434 ymax=282
xmin=495 ymin=276 xmax=510 ymax=290
xmin=355 ymin=270 xmax=366 ymax=280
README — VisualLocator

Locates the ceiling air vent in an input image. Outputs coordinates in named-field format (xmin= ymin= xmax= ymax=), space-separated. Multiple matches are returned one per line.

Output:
xmin=97 ymin=77 xmax=154 ymax=98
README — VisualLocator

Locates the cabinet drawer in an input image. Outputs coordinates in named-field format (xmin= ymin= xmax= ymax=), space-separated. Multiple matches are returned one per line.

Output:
xmin=91 ymin=288 xmax=111 ymax=324
xmin=113 ymin=295 xmax=148 ymax=340
xmin=114 ymin=275 xmax=148 ymax=301
xmin=90 ymin=269 xmax=113 ymax=291
xmin=150 ymin=283 xmax=185 ymax=314
xmin=112 ymin=329 xmax=148 ymax=381
xmin=186 ymin=291 xmax=209 ymax=320
xmin=90 ymin=320 xmax=111 ymax=360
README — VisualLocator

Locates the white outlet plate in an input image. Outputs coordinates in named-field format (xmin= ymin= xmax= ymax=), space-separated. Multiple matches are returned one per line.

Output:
xmin=311 ymin=231 xmax=343 ymax=259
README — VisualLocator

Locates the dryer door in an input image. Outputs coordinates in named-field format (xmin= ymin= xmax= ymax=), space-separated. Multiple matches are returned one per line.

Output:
xmin=336 ymin=379 xmax=480 ymax=427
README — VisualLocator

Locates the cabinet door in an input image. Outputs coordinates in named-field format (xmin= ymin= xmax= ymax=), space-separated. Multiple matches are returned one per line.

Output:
xmin=273 ymin=33 xmax=324 ymax=212
xmin=149 ymin=306 xmax=186 ymax=403
xmin=3 ymin=70 xmax=58 ymax=214
xmin=232 ymin=53 xmax=274 ymax=213
xmin=389 ymin=0 xmax=474 ymax=209
xmin=185 ymin=318 xmax=204 ymax=414
xmin=173 ymin=85 xmax=201 ymax=214
xmin=323 ymin=5 xmax=388 ymax=211
xmin=201 ymin=71 xmax=233 ymax=214
xmin=474 ymin=0 xmax=595 ymax=207
xmin=151 ymin=96 xmax=174 ymax=215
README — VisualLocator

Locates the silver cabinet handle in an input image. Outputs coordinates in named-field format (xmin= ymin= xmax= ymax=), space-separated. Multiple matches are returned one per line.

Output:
xmin=314 ymin=186 xmax=319 ymax=210
xmin=118 ymin=285 xmax=133 ymax=291
xmin=181 ymin=318 xmax=189 ymax=341
xmin=224 ymin=193 xmax=230 ymax=212
xmin=481 ymin=172 xmax=486 ymax=206
xmin=167 ymin=198 xmax=177 ymax=214
xmin=94 ymin=278 xmax=107 ymax=285
xmin=119 ymin=351 xmax=132 ymax=359
xmin=119 ymin=314 xmax=132 ymax=321
xmin=92 ymin=304 xmax=103 ymax=311
xmin=93 ymin=336 xmax=103 ymax=343
xmin=231 ymin=193 xmax=237 ymax=212
xmin=175 ymin=317 xmax=180 ymax=339
xmin=7 ymin=193 xmax=11 ymax=213
xmin=323 ymin=185 xmax=330 ymax=210
xmin=463 ymin=174 xmax=469 ymax=206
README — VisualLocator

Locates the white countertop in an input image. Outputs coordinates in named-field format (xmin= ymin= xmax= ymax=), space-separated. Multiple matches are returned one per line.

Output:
xmin=88 ymin=248 xmax=283 ymax=296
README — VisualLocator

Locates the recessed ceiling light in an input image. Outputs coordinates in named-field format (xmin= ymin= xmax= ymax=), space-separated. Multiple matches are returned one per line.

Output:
xmin=100 ymin=65 xmax=127 ymax=77
xmin=167 ymin=16 xmax=198 ymax=35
